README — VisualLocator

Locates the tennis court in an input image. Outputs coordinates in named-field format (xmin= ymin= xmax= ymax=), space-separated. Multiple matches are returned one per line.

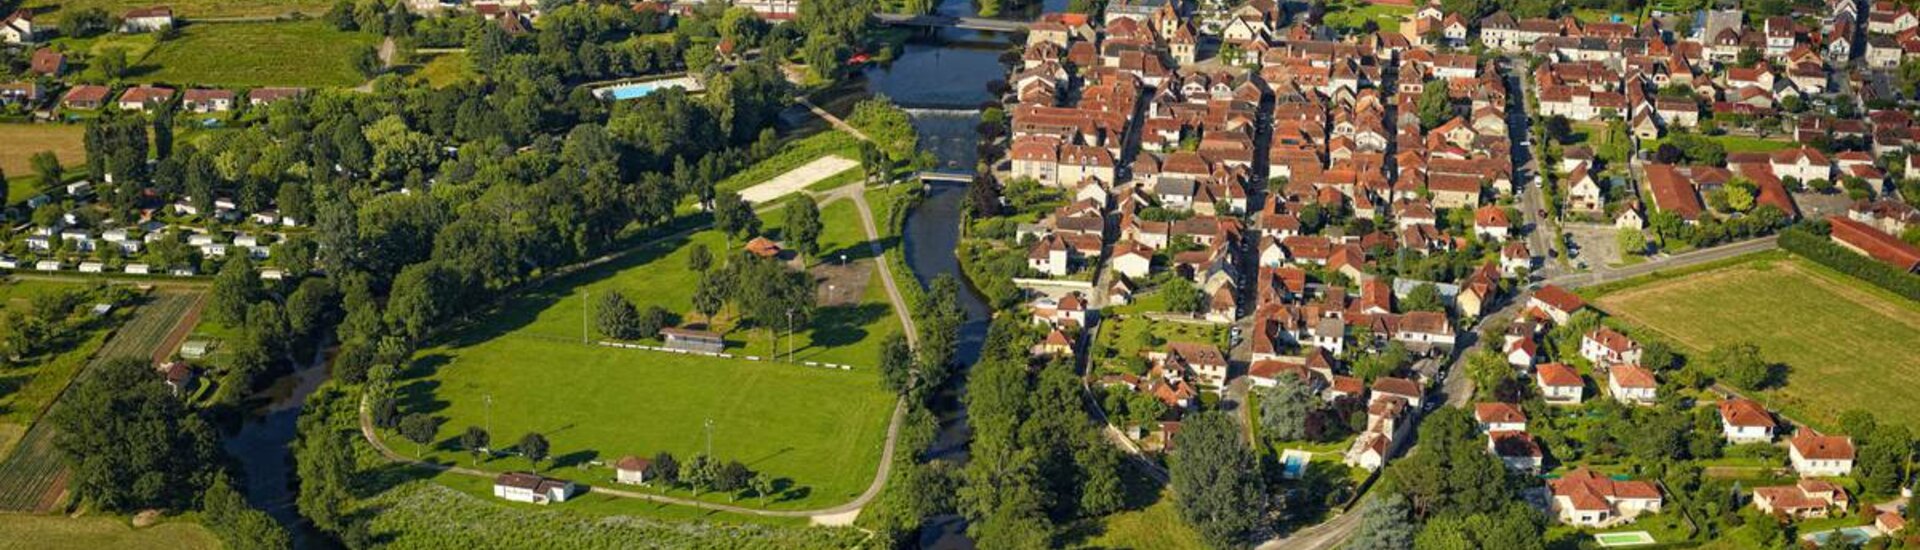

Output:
xmin=1594 ymin=531 xmax=1656 ymax=547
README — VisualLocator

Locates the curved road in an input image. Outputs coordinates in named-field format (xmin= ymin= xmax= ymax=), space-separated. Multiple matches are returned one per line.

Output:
xmin=356 ymin=182 xmax=917 ymax=525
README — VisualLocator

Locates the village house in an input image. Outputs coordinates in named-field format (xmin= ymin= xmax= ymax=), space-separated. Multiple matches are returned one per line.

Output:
xmin=117 ymin=85 xmax=175 ymax=112
xmin=30 ymin=48 xmax=65 ymax=77
xmin=1370 ymin=376 xmax=1425 ymax=409
xmin=492 ymin=472 xmax=577 ymax=504
xmin=1474 ymin=402 xmax=1528 ymax=433
xmin=1030 ymin=292 xmax=1088 ymax=327
xmin=1789 ymin=431 xmax=1856 ymax=477
xmin=63 ymin=85 xmax=110 ymax=110
xmin=1752 ymin=480 xmax=1850 ymax=519
xmin=1579 ymin=327 xmax=1641 ymax=366
xmin=1535 ymin=363 xmax=1584 ymax=404
xmin=1527 ymin=285 xmax=1586 ymax=325
xmin=1489 ymin=430 xmax=1544 ymax=472
xmin=1548 ymin=467 xmax=1664 ymax=528
xmin=1606 ymin=365 xmax=1658 ymax=405
xmin=1 ymin=9 xmax=37 ymax=44
xmin=1828 ymin=215 xmax=1920 ymax=272
xmin=1718 ymin=397 xmax=1776 ymax=444
xmin=182 ymin=89 xmax=236 ymax=113
xmin=1153 ymin=342 xmax=1231 ymax=388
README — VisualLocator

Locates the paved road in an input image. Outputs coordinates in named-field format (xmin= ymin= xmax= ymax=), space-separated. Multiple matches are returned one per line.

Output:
xmin=1544 ymin=235 xmax=1778 ymax=289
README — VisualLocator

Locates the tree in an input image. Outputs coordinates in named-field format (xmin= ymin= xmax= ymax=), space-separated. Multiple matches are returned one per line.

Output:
xmin=352 ymin=43 xmax=383 ymax=77
xmin=1163 ymin=277 xmax=1207 ymax=315
xmin=1707 ymin=342 xmax=1773 ymax=390
xmin=750 ymin=472 xmax=776 ymax=506
xmin=637 ymin=306 xmax=670 ymax=340
xmin=713 ymin=191 xmax=760 ymax=240
xmin=31 ymin=151 xmax=62 ymax=189
xmin=461 ymin=426 xmax=490 ymax=465
xmin=787 ymin=195 xmax=823 ymax=260
xmin=651 ymin=451 xmax=681 ymax=485
xmin=203 ymin=475 xmax=292 ymax=550
xmin=1171 ymin=411 xmax=1267 ymax=548
xmin=687 ymin=243 xmax=712 ymax=272
xmin=1617 ymin=228 xmax=1646 ymax=257
xmin=693 ymin=272 xmax=726 ymax=324
xmin=1402 ymin=283 xmax=1445 ymax=312
xmin=879 ymin=331 xmax=913 ymax=394
xmin=596 ymin=291 xmax=642 ymax=340
xmin=716 ymin=460 xmax=752 ymax=500
xmin=685 ymin=455 xmax=717 ymax=495
xmin=1349 ymin=492 xmax=1417 ymax=550
xmin=1417 ymin=82 xmax=1452 ymax=131
xmin=1257 ymin=375 xmax=1316 ymax=441
xmin=97 ymin=47 xmax=129 ymax=78
xmin=399 ymin=413 xmax=439 ymax=457
xmin=1465 ymin=349 xmax=1513 ymax=401
xmin=519 ymin=432 xmax=550 ymax=470
xmin=208 ymin=255 xmax=261 ymax=325
xmin=50 ymin=358 xmax=219 ymax=511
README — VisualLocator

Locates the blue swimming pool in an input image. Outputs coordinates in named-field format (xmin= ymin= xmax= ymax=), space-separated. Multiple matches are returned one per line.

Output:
xmin=593 ymin=77 xmax=699 ymax=100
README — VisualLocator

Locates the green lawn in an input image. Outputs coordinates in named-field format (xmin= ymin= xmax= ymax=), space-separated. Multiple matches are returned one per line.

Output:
xmin=1594 ymin=256 xmax=1920 ymax=431
xmin=0 ymin=514 xmax=220 ymax=550
xmin=1641 ymin=134 xmax=1796 ymax=154
xmin=136 ymin=20 xmax=378 ymax=88
xmin=1077 ymin=490 xmax=1207 ymax=550
xmin=398 ymin=202 xmax=902 ymax=510
xmin=411 ymin=52 xmax=477 ymax=89
xmin=1091 ymin=312 xmax=1227 ymax=374
xmin=1321 ymin=0 xmax=1412 ymax=33
xmin=715 ymin=130 xmax=862 ymax=195
xmin=22 ymin=0 xmax=333 ymax=20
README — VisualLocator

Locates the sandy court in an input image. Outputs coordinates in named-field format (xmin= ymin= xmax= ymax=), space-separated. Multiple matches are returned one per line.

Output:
xmin=739 ymin=156 xmax=858 ymax=204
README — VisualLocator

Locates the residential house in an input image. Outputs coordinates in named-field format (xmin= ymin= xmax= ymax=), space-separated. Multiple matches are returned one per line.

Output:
xmin=1528 ymin=285 xmax=1586 ymax=325
xmin=1789 ymin=431 xmax=1856 ymax=477
xmin=1580 ymin=327 xmax=1641 ymax=366
xmin=1548 ymin=467 xmax=1664 ymax=527
xmin=1489 ymin=430 xmax=1544 ymax=472
xmin=1828 ymin=215 xmax=1920 ymax=272
xmin=63 ymin=85 xmax=110 ymax=110
xmin=117 ymin=85 xmax=174 ymax=112
xmin=1719 ymin=398 xmax=1776 ymax=444
xmin=615 ymin=456 xmax=652 ymax=485
xmin=1536 ymin=363 xmax=1584 ymax=404
xmin=1607 ymin=365 xmax=1658 ymax=405
xmin=1370 ymin=376 xmax=1425 ymax=409
xmin=1 ymin=9 xmax=36 ymax=44
xmin=1474 ymin=402 xmax=1528 ymax=433
xmin=182 ymin=89 xmax=235 ymax=113
xmin=1752 ymin=480 xmax=1849 ymax=519
xmin=29 ymin=48 xmax=65 ymax=77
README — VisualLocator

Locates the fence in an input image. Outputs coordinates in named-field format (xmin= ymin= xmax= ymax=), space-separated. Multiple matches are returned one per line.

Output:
xmin=595 ymin=341 xmax=859 ymax=371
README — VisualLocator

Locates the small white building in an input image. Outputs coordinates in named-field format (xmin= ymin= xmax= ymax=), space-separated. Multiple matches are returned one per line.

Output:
xmin=1580 ymin=327 xmax=1642 ymax=366
xmin=492 ymin=472 xmax=576 ymax=504
xmin=1718 ymin=398 xmax=1776 ymax=444
xmin=615 ymin=455 xmax=652 ymax=485
xmin=1606 ymin=365 xmax=1658 ymax=405
xmin=1535 ymin=363 xmax=1584 ymax=404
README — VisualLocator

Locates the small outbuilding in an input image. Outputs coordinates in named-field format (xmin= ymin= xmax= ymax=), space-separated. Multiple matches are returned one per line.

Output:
xmin=615 ymin=455 xmax=652 ymax=485
xmin=660 ymin=327 xmax=725 ymax=354
xmin=493 ymin=472 xmax=577 ymax=504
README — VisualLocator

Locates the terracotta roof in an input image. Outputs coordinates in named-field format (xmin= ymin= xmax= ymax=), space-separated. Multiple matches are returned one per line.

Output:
xmin=1474 ymin=402 xmax=1527 ymax=425
xmin=1372 ymin=376 xmax=1422 ymax=399
xmin=1585 ymin=327 xmax=1637 ymax=353
xmin=1718 ymin=398 xmax=1776 ymax=428
xmin=1790 ymin=431 xmax=1855 ymax=461
xmin=1536 ymin=363 xmax=1582 ymax=387
xmin=1829 ymin=216 xmax=1920 ymax=271
xmin=1551 ymin=467 xmax=1661 ymax=511
xmin=1531 ymin=285 xmax=1586 ymax=315
xmin=1644 ymin=164 xmax=1704 ymax=220
xmin=616 ymin=455 xmax=652 ymax=472
xmin=1609 ymin=365 xmax=1657 ymax=389
xmin=1489 ymin=430 xmax=1541 ymax=458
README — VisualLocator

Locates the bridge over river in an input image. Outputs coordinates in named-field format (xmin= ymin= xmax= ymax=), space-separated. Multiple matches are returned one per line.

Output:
xmin=873 ymin=13 xmax=1032 ymax=32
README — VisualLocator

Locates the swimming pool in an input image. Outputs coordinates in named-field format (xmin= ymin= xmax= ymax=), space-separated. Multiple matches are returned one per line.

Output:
xmin=592 ymin=76 xmax=701 ymax=100
xmin=1803 ymin=526 xmax=1878 ymax=545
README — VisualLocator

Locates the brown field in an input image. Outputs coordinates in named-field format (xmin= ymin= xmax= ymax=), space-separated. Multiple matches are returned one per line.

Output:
xmin=0 ymin=124 xmax=85 ymax=178
xmin=1595 ymin=257 xmax=1920 ymax=431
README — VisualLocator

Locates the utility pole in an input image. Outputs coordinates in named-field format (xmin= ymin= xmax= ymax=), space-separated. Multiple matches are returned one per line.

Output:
xmin=484 ymin=393 xmax=493 ymax=438
xmin=582 ymin=290 xmax=590 ymax=344
xmin=786 ymin=308 xmax=794 ymax=363
xmin=704 ymin=418 xmax=714 ymax=458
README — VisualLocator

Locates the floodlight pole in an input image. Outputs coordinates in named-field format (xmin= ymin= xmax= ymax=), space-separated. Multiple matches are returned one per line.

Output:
xmin=704 ymin=418 xmax=714 ymax=457
xmin=484 ymin=394 xmax=493 ymax=437
xmin=582 ymin=290 xmax=590 ymax=344
xmin=786 ymin=309 xmax=794 ymax=363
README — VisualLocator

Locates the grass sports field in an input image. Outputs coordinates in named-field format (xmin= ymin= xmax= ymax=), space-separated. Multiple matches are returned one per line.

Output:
xmin=0 ymin=514 xmax=220 ymax=550
xmin=1321 ymin=0 xmax=1412 ymax=33
xmin=22 ymin=0 xmax=332 ymax=20
xmin=137 ymin=21 xmax=377 ymax=88
xmin=1595 ymin=256 xmax=1920 ymax=431
xmin=0 ymin=124 xmax=84 ymax=183
xmin=400 ymin=196 xmax=900 ymax=510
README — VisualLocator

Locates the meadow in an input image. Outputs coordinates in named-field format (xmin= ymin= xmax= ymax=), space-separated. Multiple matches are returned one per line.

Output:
xmin=0 ymin=124 xmax=84 ymax=183
xmin=136 ymin=20 xmax=378 ymax=88
xmin=22 ymin=0 xmax=332 ymax=20
xmin=1594 ymin=256 xmax=1920 ymax=431
xmin=396 ymin=193 xmax=902 ymax=510
xmin=0 ymin=514 xmax=219 ymax=550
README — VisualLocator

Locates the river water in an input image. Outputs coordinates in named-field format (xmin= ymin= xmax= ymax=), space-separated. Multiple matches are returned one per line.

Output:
xmin=224 ymin=349 xmax=331 ymax=548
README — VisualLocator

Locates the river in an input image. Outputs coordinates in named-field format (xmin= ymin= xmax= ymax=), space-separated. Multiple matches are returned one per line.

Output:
xmin=223 ymin=348 xmax=331 ymax=548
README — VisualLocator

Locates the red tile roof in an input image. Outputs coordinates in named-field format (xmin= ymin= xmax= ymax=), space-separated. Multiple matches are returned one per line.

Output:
xmin=1829 ymin=215 xmax=1920 ymax=271
xmin=1536 ymin=363 xmax=1582 ymax=387
xmin=1609 ymin=365 xmax=1657 ymax=389
xmin=1474 ymin=402 xmax=1527 ymax=425
xmin=1718 ymin=398 xmax=1776 ymax=428
xmin=1790 ymin=431 xmax=1855 ymax=461
xmin=1531 ymin=285 xmax=1586 ymax=315
xmin=1644 ymin=164 xmax=1705 ymax=220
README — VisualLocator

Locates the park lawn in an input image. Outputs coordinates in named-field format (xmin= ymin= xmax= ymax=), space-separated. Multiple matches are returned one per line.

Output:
xmin=716 ymin=130 xmax=862 ymax=195
xmin=22 ymin=0 xmax=332 ymax=20
xmin=425 ymin=470 xmax=811 ymax=527
xmin=412 ymin=52 xmax=477 ymax=89
xmin=136 ymin=20 xmax=378 ymax=88
xmin=811 ymin=197 xmax=868 ymax=261
xmin=481 ymin=206 xmax=899 ymax=366
xmin=399 ymin=340 xmax=895 ymax=510
xmin=1593 ymin=256 xmax=1920 ymax=431
xmin=0 ymin=514 xmax=220 ymax=550
xmin=1321 ymin=0 xmax=1412 ymax=33
xmin=0 ymin=124 xmax=85 ymax=179
xmin=1078 ymin=490 xmax=1207 ymax=550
